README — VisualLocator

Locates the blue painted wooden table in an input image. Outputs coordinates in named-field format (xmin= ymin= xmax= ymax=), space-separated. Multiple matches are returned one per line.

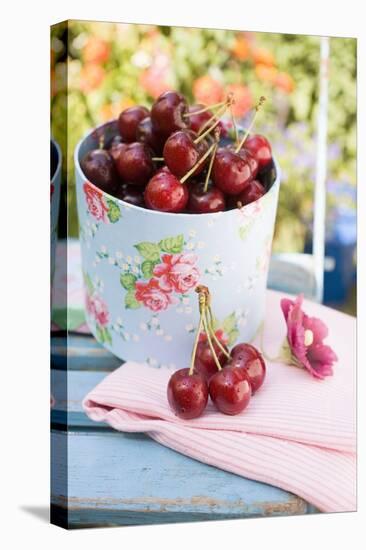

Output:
xmin=51 ymin=333 xmax=318 ymax=529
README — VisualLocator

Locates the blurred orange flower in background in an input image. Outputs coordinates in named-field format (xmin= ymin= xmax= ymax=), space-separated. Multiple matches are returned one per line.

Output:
xmin=193 ymin=75 xmax=224 ymax=105
xmin=255 ymin=64 xmax=278 ymax=83
xmin=79 ymin=64 xmax=105 ymax=93
xmin=226 ymin=83 xmax=253 ymax=117
xmin=99 ymin=98 xmax=135 ymax=122
xmin=251 ymin=47 xmax=275 ymax=67
xmin=255 ymin=64 xmax=277 ymax=83
xmin=231 ymin=34 xmax=251 ymax=61
xmin=274 ymin=72 xmax=295 ymax=93
xmin=82 ymin=37 xmax=111 ymax=64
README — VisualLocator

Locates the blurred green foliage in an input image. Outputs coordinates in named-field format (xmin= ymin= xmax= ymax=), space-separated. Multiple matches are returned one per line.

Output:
xmin=51 ymin=22 xmax=356 ymax=252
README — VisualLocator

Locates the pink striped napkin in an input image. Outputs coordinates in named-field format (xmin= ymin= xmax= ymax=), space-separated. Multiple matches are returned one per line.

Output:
xmin=83 ymin=297 xmax=356 ymax=513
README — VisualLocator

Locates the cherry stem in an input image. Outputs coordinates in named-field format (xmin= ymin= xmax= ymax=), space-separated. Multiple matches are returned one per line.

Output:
xmin=196 ymin=105 xmax=225 ymax=136
xmin=207 ymin=306 xmax=231 ymax=359
xmin=196 ymin=111 xmax=219 ymax=136
xmin=152 ymin=157 xmax=164 ymax=161
xmin=203 ymin=130 xmax=220 ymax=193
xmin=195 ymin=93 xmax=234 ymax=140
xmin=183 ymin=100 xmax=227 ymax=118
xmin=235 ymin=96 xmax=266 ymax=154
xmin=180 ymin=141 xmax=217 ymax=184
xmin=230 ymin=104 xmax=239 ymax=146
xmin=99 ymin=135 xmax=105 ymax=149
xmin=202 ymin=308 xmax=222 ymax=371
xmin=194 ymin=103 xmax=228 ymax=143
xmin=188 ymin=311 xmax=204 ymax=376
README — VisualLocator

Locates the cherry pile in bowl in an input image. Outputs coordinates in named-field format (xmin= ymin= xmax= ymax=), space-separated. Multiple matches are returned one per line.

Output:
xmin=80 ymin=90 xmax=276 ymax=214
xmin=167 ymin=285 xmax=266 ymax=419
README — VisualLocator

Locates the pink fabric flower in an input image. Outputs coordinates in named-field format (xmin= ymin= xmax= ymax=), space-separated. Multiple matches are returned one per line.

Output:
xmin=85 ymin=292 xmax=109 ymax=326
xmin=83 ymin=182 xmax=108 ymax=222
xmin=135 ymin=279 xmax=177 ymax=312
xmin=280 ymin=294 xmax=338 ymax=379
xmin=153 ymin=253 xmax=200 ymax=294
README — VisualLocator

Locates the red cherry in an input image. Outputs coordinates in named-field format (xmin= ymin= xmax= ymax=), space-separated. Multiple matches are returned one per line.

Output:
xmin=118 ymin=106 xmax=150 ymax=142
xmin=163 ymin=130 xmax=208 ymax=178
xmin=229 ymin=355 xmax=266 ymax=394
xmin=136 ymin=116 xmax=165 ymax=155
xmin=212 ymin=148 xmax=252 ymax=195
xmin=188 ymin=181 xmax=226 ymax=214
xmin=194 ymin=339 xmax=229 ymax=380
xmin=167 ymin=368 xmax=208 ymax=419
xmin=231 ymin=342 xmax=260 ymax=362
xmin=209 ymin=365 xmax=251 ymax=415
xmin=229 ymin=343 xmax=266 ymax=394
xmin=151 ymin=91 xmax=188 ymax=138
xmin=238 ymin=180 xmax=265 ymax=205
xmin=237 ymin=148 xmax=259 ymax=179
xmin=115 ymin=142 xmax=155 ymax=186
xmin=244 ymin=356 xmax=266 ymax=394
xmin=244 ymin=134 xmax=272 ymax=170
xmin=227 ymin=180 xmax=265 ymax=209
xmin=114 ymin=184 xmax=145 ymax=207
xmin=226 ymin=145 xmax=258 ymax=180
xmin=80 ymin=149 xmax=117 ymax=193
xmin=145 ymin=169 xmax=188 ymax=212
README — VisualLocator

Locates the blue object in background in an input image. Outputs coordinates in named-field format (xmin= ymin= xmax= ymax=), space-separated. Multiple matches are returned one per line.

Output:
xmin=305 ymin=182 xmax=357 ymax=305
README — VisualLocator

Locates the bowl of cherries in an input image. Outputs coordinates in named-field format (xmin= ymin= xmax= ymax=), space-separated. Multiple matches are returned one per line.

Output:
xmin=74 ymin=90 xmax=280 ymax=366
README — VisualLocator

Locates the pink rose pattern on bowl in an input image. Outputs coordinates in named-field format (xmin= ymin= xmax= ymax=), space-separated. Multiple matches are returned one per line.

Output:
xmin=135 ymin=278 xmax=178 ymax=312
xmin=153 ymin=253 xmax=200 ymax=294
xmin=86 ymin=292 xmax=110 ymax=326
xmin=84 ymin=183 xmax=109 ymax=222
xmin=116 ymin=234 xmax=201 ymax=313
xmin=83 ymin=181 xmax=122 ymax=224
xmin=75 ymin=120 xmax=281 ymax=367
xmin=84 ymin=273 xmax=113 ymax=344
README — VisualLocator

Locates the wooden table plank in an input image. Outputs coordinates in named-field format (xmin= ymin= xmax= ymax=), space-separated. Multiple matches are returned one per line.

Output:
xmin=52 ymin=429 xmax=310 ymax=528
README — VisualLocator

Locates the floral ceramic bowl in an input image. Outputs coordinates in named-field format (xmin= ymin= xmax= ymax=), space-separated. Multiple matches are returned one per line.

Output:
xmin=51 ymin=139 xmax=62 ymax=283
xmin=75 ymin=120 xmax=281 ymax=368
